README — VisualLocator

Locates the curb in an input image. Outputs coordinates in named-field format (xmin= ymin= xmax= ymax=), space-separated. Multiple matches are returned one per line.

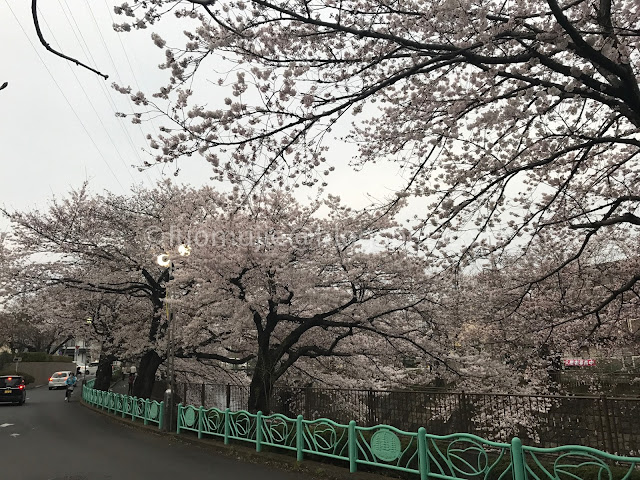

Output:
xmin=80 ymin=400 xmax=401 ymax=480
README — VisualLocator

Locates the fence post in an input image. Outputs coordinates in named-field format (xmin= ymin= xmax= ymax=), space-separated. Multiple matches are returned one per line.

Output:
xmin=177 ymin=403 xmax=183 ymax=434
xmin=511 ymin=437 xmax=526 ymax=480
xmin=367 ymin=389 xmax=375 ymax=425
xmin=201 ymin=383 xmax=206 ymax=407
xmin=256 ymin=411 xmax=263 ymax=452
xmin=226 ymin=384 xmax=231 ymax=409
xmin=296 ymin=415 xmax=304 ymax=462
xmin=304 ymin=386 xmax=312 ymax=419
xmin=418 ymin=427 xmax=429 ymax=480
xmin=348 ymin=420 xmax=357 ymax=473
xmin=159 ymin=401 xmax=165 ymax=430
xmin=224 ymin=408 xmax=231 ymax=444
xmin=122 ymin=395 xmax=126 ymax=418
xmin=460 ymin=391 xmax=471 ymax=433
xmin=144 ymin=399 xmax=150 ymax=426
xmin=131 ymin=397 xmax=136 ymax=420
xmin=198 ymin=406 xmax=204 ymax=439
xmin=600 ymin=395 xmax=615 ymax=453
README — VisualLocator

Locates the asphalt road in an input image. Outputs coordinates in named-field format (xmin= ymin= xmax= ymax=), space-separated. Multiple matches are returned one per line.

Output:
xmin=0 ymin=385 xmax=307 ymax=480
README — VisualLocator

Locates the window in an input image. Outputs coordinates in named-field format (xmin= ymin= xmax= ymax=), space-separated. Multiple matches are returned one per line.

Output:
xmin=0 ymin=377 xmax=23 ymax=387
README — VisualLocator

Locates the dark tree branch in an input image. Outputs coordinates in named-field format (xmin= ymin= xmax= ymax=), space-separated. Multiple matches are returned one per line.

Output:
xmin=179 ymin=350 xmax=255 ymax=364
xmin=570 ymin=212 xmax=640 ymax=229
xmin=31 ymin=0 xmax=109 ymax=80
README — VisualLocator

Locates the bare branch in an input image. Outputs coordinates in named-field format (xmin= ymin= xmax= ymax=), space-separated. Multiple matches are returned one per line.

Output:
xmin=570 ymin=212 xmax=640 ymax=229
xmin=31 ymin=0 xmax=108 ymax=80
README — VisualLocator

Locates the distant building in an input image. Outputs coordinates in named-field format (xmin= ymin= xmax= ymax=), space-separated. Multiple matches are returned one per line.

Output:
xmin=59 ymin=339 xmax=92 ymax=365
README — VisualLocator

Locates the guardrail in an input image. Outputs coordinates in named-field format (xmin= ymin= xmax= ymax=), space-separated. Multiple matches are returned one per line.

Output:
xmin=82 ymin=379 xmax=164 ymax=429
xmin=82 ymin=380 xmax=640 ymax=479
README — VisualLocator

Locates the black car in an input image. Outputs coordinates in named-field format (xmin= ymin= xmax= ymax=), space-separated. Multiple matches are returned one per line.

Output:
xmin=0 ymin=375 xmax=26 ymax=405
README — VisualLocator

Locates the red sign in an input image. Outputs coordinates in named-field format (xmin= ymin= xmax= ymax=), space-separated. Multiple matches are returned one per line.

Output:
xmin=564 ymin=358 xmax=596 ymax=367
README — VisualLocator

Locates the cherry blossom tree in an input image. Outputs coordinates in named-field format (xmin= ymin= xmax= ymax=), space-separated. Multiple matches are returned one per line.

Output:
xmin=166 ymin=190 xmax=447 ymax=412
xmin=455 ymin=231 xmax=640 ymax=394
xmin=3 ymin=183 xmax=454 ymax=407
xmin=0 ymin=183 xmax=196 ymax=396
xmin=101 ymin=0 xmax=640 ymax=334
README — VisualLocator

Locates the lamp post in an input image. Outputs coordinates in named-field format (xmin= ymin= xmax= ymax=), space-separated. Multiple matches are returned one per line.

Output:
xmin=156 ymin=244 xmax=190 ymax=431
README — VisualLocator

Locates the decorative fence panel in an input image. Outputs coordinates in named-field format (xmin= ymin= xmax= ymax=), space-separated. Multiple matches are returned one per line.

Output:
xmin=82 ymin=379 xmax=164 ymax=429
xmin=174 ymin=403 xmax=640 ymax=480
xmin=176 ymin=382 xmax=640 ymax=454
xmin=81 ymin=380 xmax=640 ymax=480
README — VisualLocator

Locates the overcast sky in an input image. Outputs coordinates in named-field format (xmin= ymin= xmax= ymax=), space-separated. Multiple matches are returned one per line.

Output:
xmin=1 ymin=0 xmax=407 ymax=236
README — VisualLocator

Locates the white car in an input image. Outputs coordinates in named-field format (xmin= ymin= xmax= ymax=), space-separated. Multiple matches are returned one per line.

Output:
xmin=76 ymin=361 xmax=99 ymax=375
xmin=48 ymin=371 xmax=74 ymax=390
xmin=85 ymin=361 xmax=99 ymax=375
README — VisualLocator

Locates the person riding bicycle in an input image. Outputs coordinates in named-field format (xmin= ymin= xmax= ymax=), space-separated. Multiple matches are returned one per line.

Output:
xmin=64 ymin=372 xmax=77 ymax=401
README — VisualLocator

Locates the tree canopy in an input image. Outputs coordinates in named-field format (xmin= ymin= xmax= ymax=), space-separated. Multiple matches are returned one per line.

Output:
xmin=100 ymin=0 xmax=640 ymax=327
xmin=23 ymin=0 xmax=640 ymax=400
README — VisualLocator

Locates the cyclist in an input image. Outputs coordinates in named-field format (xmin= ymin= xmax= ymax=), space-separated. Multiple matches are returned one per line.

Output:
xmin=64 ymin=372 xmax=77 ymax=401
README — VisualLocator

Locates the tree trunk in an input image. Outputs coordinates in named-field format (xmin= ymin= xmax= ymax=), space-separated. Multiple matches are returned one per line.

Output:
xmin=247 ymin=357 xmax=275 ymax=413
xmin=132 ymin=350 xmax=162 ymax=399
xmin=93 ymin=354 xmax=115 ymax=391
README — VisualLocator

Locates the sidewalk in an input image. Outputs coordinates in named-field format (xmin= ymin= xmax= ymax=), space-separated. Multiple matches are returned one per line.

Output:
xmin=110 ymin=378 xmax=128 ymax=395
xmin=80 ymin=375 xmax=129 ymax=395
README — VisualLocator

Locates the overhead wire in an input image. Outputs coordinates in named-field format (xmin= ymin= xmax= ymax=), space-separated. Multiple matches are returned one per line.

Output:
xmin=99 ymin=0 xmax=194 ymax=183
xmin=102 ymin=0 xmax=161 ymax=139
xmin=60 ymin=0 xmax=156 ymax=188
xmin=37 ymin=6 xmax=139 ymax=186
xmin=84 ymin=0 xmax=162 ymax=186
xmin=3 ymin=0 xmax=127 ymax=193
xmin=100 ymin=0 xmax=162 ymax=186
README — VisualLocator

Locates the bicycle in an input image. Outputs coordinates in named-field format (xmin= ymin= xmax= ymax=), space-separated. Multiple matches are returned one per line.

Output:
xmin=64 ymin=385 xmax=74 ymax=402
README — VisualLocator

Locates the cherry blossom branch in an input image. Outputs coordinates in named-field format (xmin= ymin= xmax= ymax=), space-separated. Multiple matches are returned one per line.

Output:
xmin=177 ymin=350 xmax=255 ymax=364
xmin=570 ymin=212 xmax=640 ymax=229
xmin=31 ymin=0 xmax=108 ymax=80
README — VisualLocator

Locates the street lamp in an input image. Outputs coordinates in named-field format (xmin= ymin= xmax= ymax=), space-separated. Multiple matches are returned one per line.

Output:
xmin=156 ymin=244 xmax=190 ymax=430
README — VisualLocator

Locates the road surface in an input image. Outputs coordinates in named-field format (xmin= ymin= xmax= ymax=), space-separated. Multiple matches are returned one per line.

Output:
xmin=0 ymin=384 xmax=308 ymax=480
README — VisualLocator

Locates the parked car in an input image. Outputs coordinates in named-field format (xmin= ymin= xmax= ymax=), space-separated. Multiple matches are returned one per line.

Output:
xmin=48 ymin=371 xmax=73 ymax=390
xmin=0 ymin=375 xmax=26 ymax=405
xmin=86 ymin=361 xmax=99 ymax=375
xmin=76 ymin=362 xmax=99 ymax=375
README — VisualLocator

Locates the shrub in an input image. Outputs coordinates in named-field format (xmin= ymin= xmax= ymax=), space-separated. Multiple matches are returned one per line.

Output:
xmin=0 ymin=352 xmax=13 ymax=370
xmin=20 ymin=352 xmax=73 ymax=363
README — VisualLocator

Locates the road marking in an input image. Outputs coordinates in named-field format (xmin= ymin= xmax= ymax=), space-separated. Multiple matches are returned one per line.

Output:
xmin=0 ymin=423 xmax=14 ymax=428
xmin=10 ymin=433 xmax=19 ymax=437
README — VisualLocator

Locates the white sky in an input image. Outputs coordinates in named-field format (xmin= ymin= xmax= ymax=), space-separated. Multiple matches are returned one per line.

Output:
xmin=0 ymin=0 xmax=406 ymax=235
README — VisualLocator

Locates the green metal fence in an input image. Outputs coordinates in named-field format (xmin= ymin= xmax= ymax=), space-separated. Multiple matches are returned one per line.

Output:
xmin=177 ymin=382 xmax=640 ymax=453
xmin=175 ymin=403 xmax=640 ymax=480
xmin=82 ymin=380 xmax=640 ymax=479
xmin=82 ymin=379 xmax=164 ymax=429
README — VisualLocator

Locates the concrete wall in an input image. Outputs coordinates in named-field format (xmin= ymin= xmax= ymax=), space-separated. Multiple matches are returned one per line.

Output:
xmin=2 ymin=362 xmax=77 ymax=387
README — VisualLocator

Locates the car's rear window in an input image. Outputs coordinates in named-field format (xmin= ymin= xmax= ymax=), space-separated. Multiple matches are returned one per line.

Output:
xmin=52 ymin=372 xmax=68 ymax=378
xmin=0 ymin=377 xmax=23 ymax=387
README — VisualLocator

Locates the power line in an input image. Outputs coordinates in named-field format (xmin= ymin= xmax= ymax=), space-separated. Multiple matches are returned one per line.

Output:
xmin=3 ymin=0 xmax=127 ymax=193
xmin=37 ymin=7 xmax=139 ymax=185
xmin=60 ymin=0 xmax=156 ymax=188
xmin=101 ymin=0 xmax=162 ymax=144
xmin=86 ymin=0 xmax=160 ymax=187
